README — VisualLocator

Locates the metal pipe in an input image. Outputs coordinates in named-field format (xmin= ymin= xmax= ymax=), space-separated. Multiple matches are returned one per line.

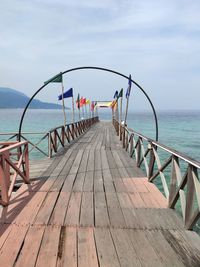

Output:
xmin=18 ymin=67 xmax=158 ymax=141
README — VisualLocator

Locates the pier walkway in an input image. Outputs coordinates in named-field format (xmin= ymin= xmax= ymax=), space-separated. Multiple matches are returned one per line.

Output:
xmin=0 ymin=121 xmax=200 ymax=266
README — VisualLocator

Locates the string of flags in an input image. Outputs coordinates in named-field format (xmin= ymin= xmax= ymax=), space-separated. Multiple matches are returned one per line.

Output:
xmin=43 ymin=72 xmax=133 ymax=123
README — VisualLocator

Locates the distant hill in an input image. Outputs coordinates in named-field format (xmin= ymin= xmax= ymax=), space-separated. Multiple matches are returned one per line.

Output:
xmin=0 ymin=87 xmax=67 ymax=109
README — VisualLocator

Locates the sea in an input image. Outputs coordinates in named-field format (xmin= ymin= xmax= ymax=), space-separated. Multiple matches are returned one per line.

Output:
xmin=0 ymin=109 xmax=199 ymax=160
xmin=0 ymin=109 xmax=200 ymax=231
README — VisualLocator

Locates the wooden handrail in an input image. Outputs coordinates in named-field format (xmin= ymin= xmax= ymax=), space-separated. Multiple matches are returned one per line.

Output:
xmin=0 ymin=141 xmax=30 ymax=206
xmin=113 ymin=118 xmax=200 ymax=231
xmin=0 ymin=117 xmax=99 ymax=159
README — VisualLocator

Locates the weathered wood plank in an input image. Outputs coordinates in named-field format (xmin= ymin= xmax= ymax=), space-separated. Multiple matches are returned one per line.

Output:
xmin=15 ymin=226 xmax=45 ymax=267
xmin=95 ymin=228 xmax=120 ymax=267
xmin=80 ymin=192 xmax=94 ymax=227
xmin=35 ymin=226 xmax=60 ymax=267
xmin=0 ymin=225 xmax=29 ymax=267
xmin=78 ymin=228 xmax=99 ymax=267
xmin=64 ymin=192 xmax=82 ymax=226
xmin=56 ymin=227 xmax=77 ymax=267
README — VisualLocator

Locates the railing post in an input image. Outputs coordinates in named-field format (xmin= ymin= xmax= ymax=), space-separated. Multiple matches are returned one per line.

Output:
xmin=54 ymin=130 xmax=57 ymax=152
xmin=24 ymin=143 xmax=30 ymax=182
xmin=136 ymin=138 xmax=141 ymax=167
xmin=148 ymin=144 xmax=155 ymax=180
xmin=129 ymin=134 xmax=133 ymax=156
xmin=0 ymin=155 xmax=9 ymax=205
xmin=62 ymin=126 xmax=65 ymax=146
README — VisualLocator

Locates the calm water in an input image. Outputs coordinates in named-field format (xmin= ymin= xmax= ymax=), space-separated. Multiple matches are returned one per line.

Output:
xmin=0 ymin=109 xmax=200 ymax=160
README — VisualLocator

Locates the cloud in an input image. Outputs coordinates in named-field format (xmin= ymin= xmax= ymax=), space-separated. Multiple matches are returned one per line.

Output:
xmin=0 ymin=0 xmax=200 ymax=110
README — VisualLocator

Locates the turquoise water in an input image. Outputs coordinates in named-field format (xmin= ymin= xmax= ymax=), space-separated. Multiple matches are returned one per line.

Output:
xmin=0 ymin=109 xmax=200 ymax=231
xmin=0 ymin=109 xmax=200 ymax=160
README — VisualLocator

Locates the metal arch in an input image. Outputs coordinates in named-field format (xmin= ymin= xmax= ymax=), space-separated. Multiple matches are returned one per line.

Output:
xmin=18 ymin=66 xmax=159 ymax=141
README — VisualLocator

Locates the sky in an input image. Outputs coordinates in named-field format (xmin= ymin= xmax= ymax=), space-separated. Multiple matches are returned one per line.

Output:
xmin=0 ymin=0 xmax=200 ymax=111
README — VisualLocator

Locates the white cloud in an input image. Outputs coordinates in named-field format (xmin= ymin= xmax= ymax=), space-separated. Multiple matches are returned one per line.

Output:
xmin=0 ymin=0 xmax=200 ymax=109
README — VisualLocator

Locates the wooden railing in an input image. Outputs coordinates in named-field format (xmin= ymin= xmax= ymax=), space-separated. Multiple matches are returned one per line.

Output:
xmin=114 ymin=119 xmax=200 ymax=230
xmin=0 ymin=117 xmax=99 ymax=159
xmin=0 ymin=141 xmax=30 ymax=206
xmin=48 ymin=117 xmax=99 ymax=158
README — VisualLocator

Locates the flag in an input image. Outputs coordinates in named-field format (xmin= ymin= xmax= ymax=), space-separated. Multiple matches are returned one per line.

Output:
xmin=82 ymin=98 xmax=86 ymax=105
xmin=58 ymin=88 xmax=73 ymax=100
xmin=126 ymin=75 xmax=132 ymax=99
xmin=113 ymin=90 xmax=118 ymax=99
xmin=80 ymin=97 xmax=86 ymax=107
xmin=91 ymin=101 xmax=95 ymax=111
xmin=76 ymin=93 xmax=80 ymax=109
xmin=44 ymin=73 xmax=63 ymax=84
xmin=118 ymin=88 xmax=123 ymax=99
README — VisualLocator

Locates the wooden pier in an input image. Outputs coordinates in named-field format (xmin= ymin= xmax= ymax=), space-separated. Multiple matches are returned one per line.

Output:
xmin=0 ymin=121 xmax=200 ymax=266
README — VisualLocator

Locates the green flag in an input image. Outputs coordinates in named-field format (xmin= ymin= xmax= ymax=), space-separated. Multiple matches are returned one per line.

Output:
xmin=44 ymin=73 xmax=63 ymax=84
xmin=118 ymin=88 xmax=123 ymax=99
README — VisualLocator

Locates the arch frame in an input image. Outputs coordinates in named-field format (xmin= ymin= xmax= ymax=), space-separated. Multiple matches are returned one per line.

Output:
xmin=18 ymin=66 xmax=158 ymax=141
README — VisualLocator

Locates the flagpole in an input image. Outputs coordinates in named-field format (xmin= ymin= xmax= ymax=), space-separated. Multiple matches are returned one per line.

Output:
xmin=85 ymin=104 xmax=87 ymax=119
xmin=72 ymin=96 xmax=75 ymax=123
xmin=61 ymin=81 xmax=67 ymax=127
xmin=120 ymin=93 xmax=123 ymax=140
xmin=116 ymin=99 xmax=119 ymax=136
xmin=82 ymin=105 xmax=84 ymax=119
xmin=79 ymin=107 xmax=81 ymax=120
xmin=123 ymin=75 xmax=131 ymax=148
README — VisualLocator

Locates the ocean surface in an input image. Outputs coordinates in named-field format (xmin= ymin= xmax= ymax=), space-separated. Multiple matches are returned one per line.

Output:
xmin=0 ymin=108 xmax=200 ymax=231
xmin=0 ymin=109 xmax=200 ymax=160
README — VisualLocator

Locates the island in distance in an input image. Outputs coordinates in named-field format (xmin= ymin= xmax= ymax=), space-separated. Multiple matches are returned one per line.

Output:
xmin=0 ymin=87 xmax=69 ymax=109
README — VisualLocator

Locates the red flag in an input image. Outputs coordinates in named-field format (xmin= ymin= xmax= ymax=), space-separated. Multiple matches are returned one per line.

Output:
xmin=91 ymin=102 xmax=95 ymax=111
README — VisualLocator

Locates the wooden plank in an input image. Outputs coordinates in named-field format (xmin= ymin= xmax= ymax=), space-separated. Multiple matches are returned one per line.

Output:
xmin=139 ymin=192 xmax=161 ymax=208
xmin=117 ymin=192 xmax=134 ymax=208
xmin=108 ymin=207 xmax=126 ymax=228
xmin=78 ymin=228 xmax=99 ymax=267
xmin=162 ymin=230 xmax=200 ymax=266
xmin=34 ymin=192 xmax=59 ymax=225
xmin=128 ymin=229 xmax=164 ymax=267
xmin=87 ymin=149 xmax=95 ymax=171
xmin=69 ymin=150 xmax=84 ymax=174
xmin=101 ymin=148 xmax=109 ymax=170
xmin=94 ymin=170 xmax=104 ymax=192
xmin=61 ymin=173 xmax=76 ymax=192
xmin=72 ymin=172 xmax=85 ymax=192
xmin=15 ymin=226 xmax=45 ymax=267
xmin=94 ymin=148 xmax=102 ymax=171
xmin=94 ymin=192 xmax=110 ymax=227
xmin=83 ymin=171 xmax=94 ymax=192
xmin=80 ymin=192 xmax=94 ymax=227
xmin=122 ymin=178 xmax=137 ymax=193
xmin=78 ymin=149 xmax=89 ymax=173
xmin=106 ymin=192 xmax=120 ymax=208
xmin=95 ymin=228 xmax=120 ymax=267
xmin=64 ymin=192 xmax=82 ymax=226
xmin=145 ymin=230 xmax=186 ymax=267
xmin=57 ymin=227 xmax=77 ymax=267
xmin=49 ymin=192 xmax=70 ymax=226
xmin=0 ymin=224 xmax=12 ymax=250
xmin=128 ymin=192 xmax=146 ymax=208
xmin=110 ymin=228 xmax=142 ymax=267
xmin=14 ymin=191 xmax=47 ymax=225
xmin=0 ymin=225 xmax=28 ymax=267
xmin=35 ymin=226 xmax=61 ymax=267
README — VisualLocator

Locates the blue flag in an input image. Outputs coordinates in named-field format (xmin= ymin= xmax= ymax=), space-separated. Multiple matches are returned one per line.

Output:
xmin=113 ymin=90 xmax=118 ymax=99
xmin=58 ymin=88 xmax=73 ymax=100
xmin=126 ymin=75 xmax=132 ymax=99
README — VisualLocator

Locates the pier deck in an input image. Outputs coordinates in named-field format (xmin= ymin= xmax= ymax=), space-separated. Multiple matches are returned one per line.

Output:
xmin=0 ymin=121 xmax=200 ymax=267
